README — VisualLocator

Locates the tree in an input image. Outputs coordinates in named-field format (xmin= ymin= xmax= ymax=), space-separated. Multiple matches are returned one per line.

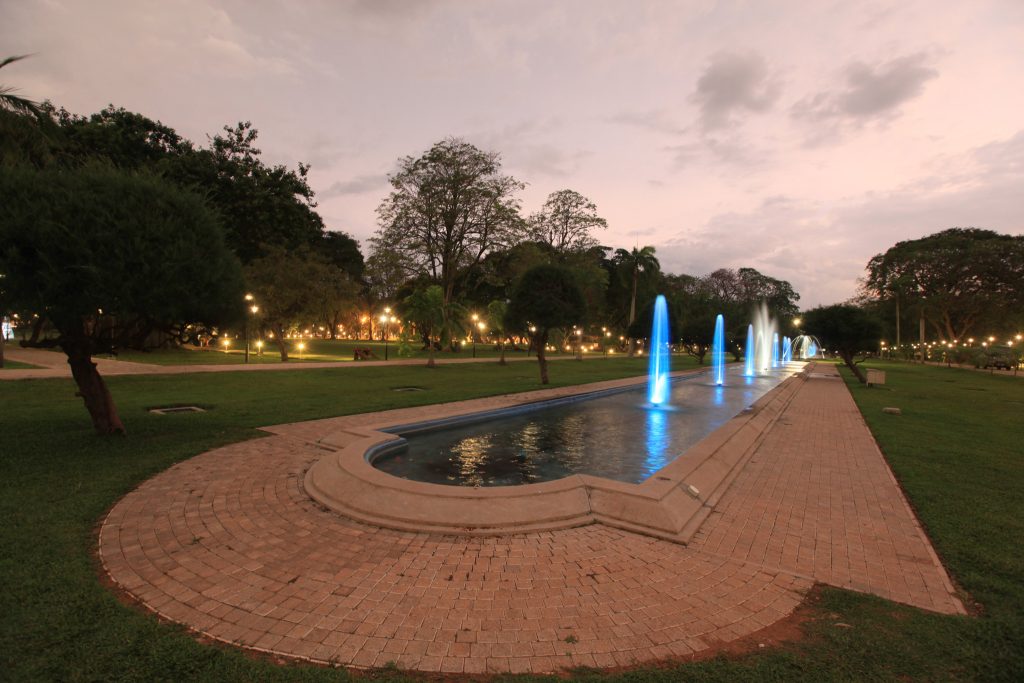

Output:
xmin=506 ymin=265 xmax=586 ymax=384
xmin=486 ymin=299 xmax=509 ymax=365
xmin=0 ymin=165 xmax=243 ymax=433
xmin=864 ymin=228 xmax=1024 ymax=342
xmin=400 ymin=285 xmax=446 ymax=368
xmin=244 ymin=246 xmax=338 ymax=361
xmin=54 ymin=111 xmax=327 ymax=264
xmin=528 ymin=189 xmax=607 ymax=254
xmin=613 ymin=246 xmax=660 ymax=353
xmin=317 ymin=230 xmax=365 ymax=281
xmin=372 ymin=138 xmax=527 ymax=318
xmin=1 ymin=55 xmax=44 ymax=117
xmin=1 ymin=56 xmax=56 ymax=169
xmin=802 ymin=304 xmax=882 ymax=383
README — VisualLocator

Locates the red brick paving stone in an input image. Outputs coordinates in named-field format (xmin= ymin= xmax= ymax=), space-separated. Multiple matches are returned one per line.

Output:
xmin=98 ymin=361 xmax=962 ymax=673
xmin=689 ymin=363 xmax=965 ymax=615
xmin=99 ymin=432 xmax=810 ymax=673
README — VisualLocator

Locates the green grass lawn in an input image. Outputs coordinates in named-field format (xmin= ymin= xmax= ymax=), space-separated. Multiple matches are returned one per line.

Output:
xmin=0 ymin=359 xmax=39 ymax=370
xmin=1 ymin=358 xmax=1022 ymax=681
xmin=98 ymin=338 xmax=625 ymax=365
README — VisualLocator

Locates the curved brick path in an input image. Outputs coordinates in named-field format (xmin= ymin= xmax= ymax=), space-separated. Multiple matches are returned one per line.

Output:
xmin=100 ymin=435 xmax=808 ymax=673
xmin=99 ymin=363 xmax=963 ymax=674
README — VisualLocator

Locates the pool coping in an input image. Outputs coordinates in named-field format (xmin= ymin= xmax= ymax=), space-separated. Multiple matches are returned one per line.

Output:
xmin=303 ymin=364 xmax=809 ymax=544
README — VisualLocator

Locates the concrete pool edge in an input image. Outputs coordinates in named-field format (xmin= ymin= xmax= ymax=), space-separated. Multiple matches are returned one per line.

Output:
xmin=303 ymin=364 xmax=809 ymax=544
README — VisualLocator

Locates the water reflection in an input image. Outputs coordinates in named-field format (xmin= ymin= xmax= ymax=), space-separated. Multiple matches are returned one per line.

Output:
xmin=376 ymin=365 xmax=798 ymax=486
xmin=643 ymin=407 xmax=671 ymax=478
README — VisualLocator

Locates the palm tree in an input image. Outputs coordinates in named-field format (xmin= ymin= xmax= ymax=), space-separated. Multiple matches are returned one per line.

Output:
xmin=1 ymin=55 xmax=43 ymax=117
xmin=614 ymin=246 xmax=660 ymax=354
xmin=401 ymin=286 xmax=445 ymax=368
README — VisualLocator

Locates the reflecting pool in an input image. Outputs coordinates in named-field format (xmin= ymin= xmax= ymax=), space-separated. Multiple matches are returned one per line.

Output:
xmin=373 ymin=365 xmax=798 ymax=487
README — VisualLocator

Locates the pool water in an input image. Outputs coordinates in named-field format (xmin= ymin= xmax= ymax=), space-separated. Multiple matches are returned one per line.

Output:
xmin=372 ymin=366 xmax=797 ymax=487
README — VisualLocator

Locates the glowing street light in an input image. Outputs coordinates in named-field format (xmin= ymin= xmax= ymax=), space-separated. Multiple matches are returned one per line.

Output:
xmin=473 ymin=320 xmax=486 ymax=358
xmin=297 ymin=341 xmax=306 ymax=360
xmin=244 ymin=295 xmax=259 ymax=364
xmin=379 ymin=313 xmax=397 ymax=360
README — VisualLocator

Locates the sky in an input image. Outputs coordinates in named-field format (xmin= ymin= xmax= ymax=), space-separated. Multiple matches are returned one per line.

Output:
xmin=4 ymin=0 xmax=1023 ymax=306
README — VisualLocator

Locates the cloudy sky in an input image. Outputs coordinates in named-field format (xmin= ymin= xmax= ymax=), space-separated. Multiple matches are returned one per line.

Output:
xmin=5 ymin=0 xmax=1023 ymax=305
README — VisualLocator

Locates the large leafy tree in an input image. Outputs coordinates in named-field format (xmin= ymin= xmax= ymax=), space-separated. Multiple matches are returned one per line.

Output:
xmin=864 ymin=228 xmax=1024 ymax=341
xmin=506 ymin=265 xmax=586 ymax=384
xmin=400 ymin=285 xmax=446 ymax=368
xmin=0 ymin=165 xmax=243 ymax=433
xmin=371 ymin=138 xmax=527 ymax=314
xmin=803 ymin=304 xmax=882 ymax=383
xmin=53 ymin=110 xmax=327 ymax=264
xmin=244 ymin=246 xmax=342 ymax=361
xmin=528 ymin=189 xmax=607 ymax=254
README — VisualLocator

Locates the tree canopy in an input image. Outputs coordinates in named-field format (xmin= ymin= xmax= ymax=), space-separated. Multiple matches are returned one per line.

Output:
xmin=803 ymin=304 xmax=882 ymax=383
xmin=506 ymin=264 xmax=586 ymax=384
xmin=864 ymin=228 xmax=1024 ymax=341
xmin=371 ymin=138 xmax=527 ymax=308
xmin=0 ymin=164 xmax=243 ymax=432
xmin=528 ymin=189 xmax=607 ymax=254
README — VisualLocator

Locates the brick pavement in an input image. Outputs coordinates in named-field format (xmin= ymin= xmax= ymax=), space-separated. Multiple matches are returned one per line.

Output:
xmin=689 ymin=365 xmax=963 ymax=613
xmin=98 ymin=363 xmax=964 ymax=674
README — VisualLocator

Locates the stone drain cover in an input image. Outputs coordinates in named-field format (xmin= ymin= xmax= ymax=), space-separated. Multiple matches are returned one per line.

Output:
xmin=147 ymin=405 xmax=207 ymax=415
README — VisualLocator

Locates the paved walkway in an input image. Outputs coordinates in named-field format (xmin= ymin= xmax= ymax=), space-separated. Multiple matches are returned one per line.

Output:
xmin=98 ymin=363 xmax=964 ymax=674
xmin=0 ymin=346 xmax=576 ymax=380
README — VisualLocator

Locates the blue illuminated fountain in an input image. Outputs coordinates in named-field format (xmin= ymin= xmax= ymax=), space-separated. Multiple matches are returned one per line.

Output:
xmin=712 ymin=314 xmax=726 ymax=386
xmin=647 ymin=295 xmax=671 ymax=406
xmin=782 ymin=336 xmax=792 ymax=363
xmin=744 ymin=324 xmax=756 ymax=377
xmin=772 ymin=332 xmax=780 ymax=368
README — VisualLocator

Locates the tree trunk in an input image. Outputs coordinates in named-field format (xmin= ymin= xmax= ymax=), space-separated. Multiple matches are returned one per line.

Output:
xmin=427 ymin=342 xmax=436 ymax=368
xmin=0 ymin=331 xmax=5 ymax=368
xmin=64 ymin=342 xmax=126 ymax=435
xmin=535 ymin=331 xmax=550 ymax=384
xmin=274 ymin=323 xmax=289 ymax=361
xmin=841 ymin=351 xmax=867 ymax=383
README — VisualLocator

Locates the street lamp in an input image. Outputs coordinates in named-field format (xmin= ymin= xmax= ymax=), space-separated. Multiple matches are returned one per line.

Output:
xmin=244 ymin=294 xmax=254 ymax=363
xmin=379 ymin=313 xmax=396 ymax=360
xmin=474 ymin=320 xmax=486 ymax=358
xmin=244 ymin=299 xmax=259 ymax=364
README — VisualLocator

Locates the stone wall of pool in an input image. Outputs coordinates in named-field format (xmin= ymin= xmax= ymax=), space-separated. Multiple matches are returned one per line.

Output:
xmin=303 ymin=364 xmax=809 ymax=544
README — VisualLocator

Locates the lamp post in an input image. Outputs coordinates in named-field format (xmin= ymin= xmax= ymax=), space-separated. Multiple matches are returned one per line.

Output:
xmin=476 ymin=321 xmax=486 ymax=358
xmin=470 ymin=313 xmax=480 ymax=358
xmin=244 ymin=294 xmax=254 ymax=363
xmin=379 ymin=311 xmax=396 ymax=360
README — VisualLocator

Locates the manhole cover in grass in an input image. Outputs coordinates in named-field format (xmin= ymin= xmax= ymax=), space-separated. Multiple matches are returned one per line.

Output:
xmin=391 ymin=386 xmax=426 ymax=392
xmin=147 ymin=405 xmax=207 ymax=415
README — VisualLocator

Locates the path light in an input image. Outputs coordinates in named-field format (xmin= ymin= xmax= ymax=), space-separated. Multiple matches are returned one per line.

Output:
xmin=255 ymin=340 xmax=264 ymax=356
xmin=221 ymin=338 xmax=231 ymax=353
xmin=297 ymin=341 xmax=306 ymax=360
